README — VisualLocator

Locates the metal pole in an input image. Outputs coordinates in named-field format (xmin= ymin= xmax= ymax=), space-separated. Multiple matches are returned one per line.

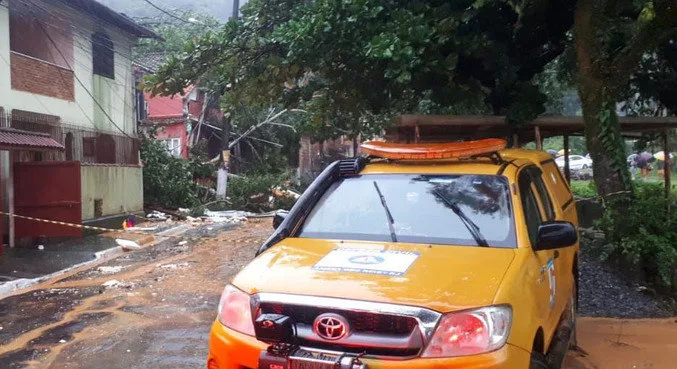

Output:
xmin=8 ymin=152 xmax=14 ymax=248
xmin=664 ymin=128 xmax=671 ymax=201
xmin=534 ymin=125 xmax=542 ymax=150
xmin=563 ymin=134 xmax=571 ymax=184
xmin=231 ymin=0 xmax=240 ymax=19
xmin=512 ymin=133 xmax=519 ymax=148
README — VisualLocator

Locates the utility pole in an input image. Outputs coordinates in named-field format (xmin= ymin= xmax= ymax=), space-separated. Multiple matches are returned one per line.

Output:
xmin=216 ymin=1 xmax=240 ymax=200
xmin=231 ymin=0 xmax=240 ymax=19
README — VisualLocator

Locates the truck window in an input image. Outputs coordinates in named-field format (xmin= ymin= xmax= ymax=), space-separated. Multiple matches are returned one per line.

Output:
xmin=541 ymin=160 xmax=574 ymax=211
xmin=298 ymin=174 xmax=517 ymax=248
xmin=528 ymin=167 xmax=555 ymax=221
xmin=518 ymin=170 xmax=543 ymax=246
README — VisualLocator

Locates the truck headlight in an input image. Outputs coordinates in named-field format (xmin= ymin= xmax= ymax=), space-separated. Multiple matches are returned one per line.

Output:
xmin=422 ymin=305 xmax=512 ymax=358
xmin=217 ymin=284 xmax=255 ymax=336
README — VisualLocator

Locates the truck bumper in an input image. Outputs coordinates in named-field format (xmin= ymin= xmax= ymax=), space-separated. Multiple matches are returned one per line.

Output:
xmin=207 ymin=321 xmax=531 ymax=369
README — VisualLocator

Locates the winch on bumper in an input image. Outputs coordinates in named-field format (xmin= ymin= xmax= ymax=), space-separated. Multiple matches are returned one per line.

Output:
xmin=252 ymin=313 xmax=366 ymax=369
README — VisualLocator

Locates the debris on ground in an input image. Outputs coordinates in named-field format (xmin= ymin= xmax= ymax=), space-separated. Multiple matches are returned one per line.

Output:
xmin=124 ymin=226 xmax=159 ymax=232
xmin=96 ymin=266 xmax=125 ymax=274
xmin=203 ymin=210 xmax=249 ymax=223
xmin=146 ymin=210 xmax=170 ymax=221
xmin=102 ymin=279 xmax=135 ymax=289
xmin=115 ymin=239 xmax=142 ymax=251
xmin=158 ymin=262 xmax=190 ymax=270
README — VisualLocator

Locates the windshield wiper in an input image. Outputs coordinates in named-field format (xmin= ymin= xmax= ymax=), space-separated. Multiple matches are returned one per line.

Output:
xmin=373 ymin=181 xmax=397 ymax=242
xmin=433 ymin=189 xmax=489 ymax=247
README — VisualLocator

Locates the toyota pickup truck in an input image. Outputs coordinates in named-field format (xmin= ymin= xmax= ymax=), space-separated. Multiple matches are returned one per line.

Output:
xmin=207 ymin=138 xmax=579 ymax=369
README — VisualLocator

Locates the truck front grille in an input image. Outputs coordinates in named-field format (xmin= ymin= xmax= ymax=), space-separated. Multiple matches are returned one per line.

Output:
xmin=257 ymin=301 xmax=428 ymax=358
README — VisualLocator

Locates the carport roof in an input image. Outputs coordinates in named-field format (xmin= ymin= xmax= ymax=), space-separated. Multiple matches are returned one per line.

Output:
xmin=389 ymin=115 xmax=677 ymax=143
xmin=0 ymin=128 xmax=65 ymax=151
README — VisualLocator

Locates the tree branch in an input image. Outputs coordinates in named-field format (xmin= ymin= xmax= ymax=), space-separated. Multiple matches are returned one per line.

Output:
xmin=573 ymin=0 xmax=604 ymax=77
xmin=228 ymin=108 xmax=291 ymax=149
xmin=613 ymin=0 xmax=677 ymax=79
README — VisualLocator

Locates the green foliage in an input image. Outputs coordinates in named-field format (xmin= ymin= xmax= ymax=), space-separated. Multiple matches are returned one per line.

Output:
xmin=147 ymin=0 xmax=575 ymax=143
xmin=140 ymin=133 xmax=215 ymax=209
xmin=597 ymin=101 xmax=633 ymax=189
xmin=596 ymin=183 xmax=677 ymax=290
xmin=570 ymin=180 xmax=598 ymax=198
xmin=227 ymin=173 xmax=297 ymax=212
xmin=133 ymin=10 xmax=221 ymax=59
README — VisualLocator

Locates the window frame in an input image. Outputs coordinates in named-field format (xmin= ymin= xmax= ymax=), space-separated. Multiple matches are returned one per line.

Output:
xmin=527 ymin=166 xmax=556 ymax=221
xmin=296 ymin=173 xmax=518 ymax=248
xmin=518 ymin=167 xmax=545 ymax=247
xmin=92 ymin=31 xmax=115 ymax=79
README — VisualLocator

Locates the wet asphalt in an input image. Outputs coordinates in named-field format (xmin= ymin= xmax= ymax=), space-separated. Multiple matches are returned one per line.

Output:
xmin=0 ymin=220 xmax=265 ymax=369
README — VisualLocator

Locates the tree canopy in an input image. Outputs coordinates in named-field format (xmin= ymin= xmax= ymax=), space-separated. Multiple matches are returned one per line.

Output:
xmin=147 ymin=0 xmax=575 ymax=141
xmin=145 ymin=0 xmax=677 ymax=197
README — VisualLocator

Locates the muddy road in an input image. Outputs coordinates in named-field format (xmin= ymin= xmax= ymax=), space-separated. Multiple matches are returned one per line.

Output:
xmin=1 ymin=219 xmax=676 ymax=369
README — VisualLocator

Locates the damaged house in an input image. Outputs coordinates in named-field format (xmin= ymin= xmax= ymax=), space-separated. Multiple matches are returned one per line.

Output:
xmin=0 ymin=0 xmax=159 ymax=245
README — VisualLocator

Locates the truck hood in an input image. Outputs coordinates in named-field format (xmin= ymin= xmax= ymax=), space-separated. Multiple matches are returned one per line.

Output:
xmin=231 ymin=238 xmax=515 ymax=313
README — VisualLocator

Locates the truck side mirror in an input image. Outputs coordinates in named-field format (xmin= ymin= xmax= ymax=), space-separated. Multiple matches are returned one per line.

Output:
xmin=272 ymin=210 xmax=289 ymax=229
xmin=534 ymin=221 xmax=578 ymax=251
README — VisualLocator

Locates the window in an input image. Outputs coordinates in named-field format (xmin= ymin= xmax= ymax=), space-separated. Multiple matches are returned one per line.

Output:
xmin=83 ymin=137 xmax=96 ymax=157
xmin=92 ymin=32 xmax=114 ymax=79
xmin=518 ymin=170 xmax=543 ymax=246
xmin=541 ymin=161 xmax=574 ymax=209
xmin=298 ymin=174 xmax=516 ymax=248
xmin=162 ymin=138 xmax=181 ymax=157
xmin=528 ymin=167 xmax=556 ymax=221
xmin=9 ymin=1 xmax=74 ymax=68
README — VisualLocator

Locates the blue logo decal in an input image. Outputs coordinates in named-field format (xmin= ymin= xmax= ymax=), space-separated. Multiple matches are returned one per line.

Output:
xmin=348 ymin=255 xmax=385 ymax=265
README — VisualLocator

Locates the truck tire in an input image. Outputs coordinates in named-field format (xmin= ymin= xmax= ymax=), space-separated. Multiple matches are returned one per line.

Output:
xmin=529 ymin=351 xmax=549 ymax=369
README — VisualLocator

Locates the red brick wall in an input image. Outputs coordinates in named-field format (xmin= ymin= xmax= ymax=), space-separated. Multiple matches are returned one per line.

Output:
xmin=10 ymin=52 xmax=75 ymax=101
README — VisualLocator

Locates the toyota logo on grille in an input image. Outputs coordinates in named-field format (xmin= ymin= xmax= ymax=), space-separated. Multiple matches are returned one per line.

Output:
xmin=313 ymin=313 xmax=349 ymax=340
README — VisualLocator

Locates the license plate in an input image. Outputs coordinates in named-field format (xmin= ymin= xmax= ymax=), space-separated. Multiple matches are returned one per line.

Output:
xmin=288 ymin=349 xmax=340 ymax=369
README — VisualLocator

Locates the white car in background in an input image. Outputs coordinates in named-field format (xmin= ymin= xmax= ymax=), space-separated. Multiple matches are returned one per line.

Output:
xmin=556 ymin=154 xmax=593 ymax=170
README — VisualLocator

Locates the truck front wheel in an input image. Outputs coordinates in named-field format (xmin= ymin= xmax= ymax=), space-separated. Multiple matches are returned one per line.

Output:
xmin=529 ymin=351 xmax=549 ymax=369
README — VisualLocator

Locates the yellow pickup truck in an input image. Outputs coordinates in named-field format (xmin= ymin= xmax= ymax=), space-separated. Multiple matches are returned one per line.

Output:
xmin=208 ymin=139 xmax=579 ymax=369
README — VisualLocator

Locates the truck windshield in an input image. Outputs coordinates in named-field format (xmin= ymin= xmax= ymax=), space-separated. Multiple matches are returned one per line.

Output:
xmin=298 ymin=174 xmax=516 ymax=248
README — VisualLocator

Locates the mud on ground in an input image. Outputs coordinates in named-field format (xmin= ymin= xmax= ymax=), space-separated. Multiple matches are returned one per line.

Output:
xmin=0 ymin=219 xmax=269 ymax=369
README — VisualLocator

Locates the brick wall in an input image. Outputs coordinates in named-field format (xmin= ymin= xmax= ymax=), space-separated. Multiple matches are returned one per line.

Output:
xmin=10 ymin=52 xmax=75 ymax=101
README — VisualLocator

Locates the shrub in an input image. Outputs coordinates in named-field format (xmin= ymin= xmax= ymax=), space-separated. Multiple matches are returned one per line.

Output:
xmin=140 ymin=136 xmax=215 ymax=209
xmin=570 ymin=180 xmax=597 ymax=198
xmin=226 ymin=172 xmax=298 ymax=212
xmin=596 ymin=183 xmax=677 ymax=290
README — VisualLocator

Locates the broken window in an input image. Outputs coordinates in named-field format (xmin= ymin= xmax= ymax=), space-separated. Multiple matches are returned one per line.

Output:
xmin=92 ymin=32 xmax=114 ymax=79
xmin=9 ymin=1 xmax=73 ymax=68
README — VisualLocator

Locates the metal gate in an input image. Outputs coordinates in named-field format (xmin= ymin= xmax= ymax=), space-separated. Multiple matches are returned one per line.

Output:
xmin=14 ymin=161 xmax=82 ymax=238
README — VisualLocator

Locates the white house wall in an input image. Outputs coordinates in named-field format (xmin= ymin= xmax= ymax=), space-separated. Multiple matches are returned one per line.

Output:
xmin=0 ymin=0 xmax=136 ymax=136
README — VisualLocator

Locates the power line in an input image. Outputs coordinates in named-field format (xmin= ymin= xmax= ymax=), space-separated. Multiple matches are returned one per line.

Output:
xmin=140 ymin=0 xmax=194 ymax=24
xmin=33 ymin=18 xmax=136 ymax=139
xmin=6 ymin=9 xmax=135 ymax=126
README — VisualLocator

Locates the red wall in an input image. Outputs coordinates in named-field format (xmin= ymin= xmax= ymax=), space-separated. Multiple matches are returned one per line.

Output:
xmin=155 ymin=122 xmax=188 ymax=159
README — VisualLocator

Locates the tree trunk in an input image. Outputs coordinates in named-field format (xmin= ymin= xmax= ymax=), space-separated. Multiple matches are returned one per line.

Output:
xmin=574 ymin=0 xmax=632 ymax=198
xmin=578 ymin=79 xmax=632 ymax=196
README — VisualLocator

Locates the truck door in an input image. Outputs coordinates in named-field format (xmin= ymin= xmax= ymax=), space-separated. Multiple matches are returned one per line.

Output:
xmin=517 ymin=167 xmax=560 ymax=342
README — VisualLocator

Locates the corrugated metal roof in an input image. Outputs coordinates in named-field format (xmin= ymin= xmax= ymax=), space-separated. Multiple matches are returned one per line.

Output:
xmin=0 ymin=129 xmax=65 ymax=151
